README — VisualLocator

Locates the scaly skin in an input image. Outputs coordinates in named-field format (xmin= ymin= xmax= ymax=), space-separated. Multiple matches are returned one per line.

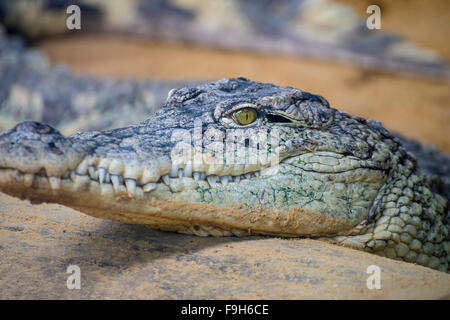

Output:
xmin=0 ymin=78 xmax=448 ymax=272
xmin=0 ymin=0 xmax=448 ymax=79
xmin=0 ymin=23 xmax=198 ymax=135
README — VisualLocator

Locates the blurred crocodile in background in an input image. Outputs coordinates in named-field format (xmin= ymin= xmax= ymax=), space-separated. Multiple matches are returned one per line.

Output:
xmin=0 ymin=26 xmax=199 ymax=135
xmin=0 ymin=0 xmax=448 ymax=79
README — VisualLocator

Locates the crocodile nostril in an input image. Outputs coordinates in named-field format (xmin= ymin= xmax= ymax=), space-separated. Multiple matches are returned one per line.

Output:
xmin=31 ymin=122 xmax=52 ymax=134
xmin=48 ymin=142 xmax=63 ymax=155
xmin=13 ymin=121 xmax=58 ymax=135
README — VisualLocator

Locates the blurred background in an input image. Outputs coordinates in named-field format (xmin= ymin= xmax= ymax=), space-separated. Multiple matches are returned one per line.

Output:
xmin=0 ymin=0 xmax=449 ymax=151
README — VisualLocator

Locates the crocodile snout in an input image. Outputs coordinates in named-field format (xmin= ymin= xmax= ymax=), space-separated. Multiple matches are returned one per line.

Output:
xmin=0 ymin=121 xmax=88 ymax=176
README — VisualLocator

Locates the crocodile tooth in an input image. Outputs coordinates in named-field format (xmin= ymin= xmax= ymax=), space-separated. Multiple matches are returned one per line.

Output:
xmin=207 ymin=175 xmax=218 ymax=187
xmin=88 ymin=166 xmax=97 ymax=180
xmin=140 ymin=167 xmax=160 ymax=184
xmin=23 ymin=173 xmax=34 ymax=187
xmin=245 ymin=173 xmax=252 ymax=179
xmin=125 ymin=179 xmax=136 ymax=195
xmin=124 ymin=163 xmax=142 ymax=180
xmin=109 ymin=159 xmax=124 ymax=175
xmin=254 ymin=171 xmax=260 ymax=177
xmin=76 ymin=159 xmax=89 ymax=175
xmin=98 ymin=167 xmax=106 ymax=184
xmin=105 ymin=172 xmax=110 ymax=183
xmin=70 ymin=171 xmax=77 ymax=181
xmin=184 ymin=163 xmax=193 ymax=177
xmin=193 ymin=172 xmax=201 ymax=181
xmin=98 ymin=158 xmax=111 ymax=170
xmin=143 ymin=183 xmax=157 ymax=192
xmin=88 ymin=166 xmax=94 ymax=178
xmin=169 ymin=163 xmax=178 ymax=178
xmin=49 ymin=177 xmax=61 ymax=190
xmin=178 ymin=168 xmax=184 ymax=178
xmin=111 ymin=175 xmax=120 ymax=189
xmin=234 ymin=175 xmax=240 ymax=183
xmin=200 ymin=172 xmax=206 ymax=180
xmin=162 ymin=174 xmax=170 ymax=185
xmin=221 ymin=175 xmax=231 ymax=186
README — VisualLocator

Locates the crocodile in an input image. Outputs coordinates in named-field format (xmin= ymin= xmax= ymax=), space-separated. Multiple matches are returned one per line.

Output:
xmin=0 ymin=77 xmax=448 ymax=272
xmin=0 ymin=2 xmax=449 ymax=274
xmin=1 ymin=0 xmax=449 ymax=79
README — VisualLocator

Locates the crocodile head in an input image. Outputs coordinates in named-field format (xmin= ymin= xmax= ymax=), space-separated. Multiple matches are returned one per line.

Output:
xmin=0 ymin=78 xmax=401 ymax=237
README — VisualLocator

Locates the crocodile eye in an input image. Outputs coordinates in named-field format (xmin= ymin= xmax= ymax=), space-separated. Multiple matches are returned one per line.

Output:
xmin=232 ymin=108 xmax=257 ymax=125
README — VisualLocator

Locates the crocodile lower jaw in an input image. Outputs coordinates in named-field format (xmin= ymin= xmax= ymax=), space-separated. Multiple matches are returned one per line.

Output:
xmin=0 ymin=165 xmax=266 ymax=196
xmin=0 ymin=166 xmax=363 ymax=237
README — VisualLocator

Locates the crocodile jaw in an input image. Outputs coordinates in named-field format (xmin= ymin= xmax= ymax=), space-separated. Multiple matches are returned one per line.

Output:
xmin=0 ymin=150 xmax=387 ymax=237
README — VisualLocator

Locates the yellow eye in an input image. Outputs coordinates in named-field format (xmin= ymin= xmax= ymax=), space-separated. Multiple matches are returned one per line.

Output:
xmin=233 ymin=108 xmax=257 ymax=125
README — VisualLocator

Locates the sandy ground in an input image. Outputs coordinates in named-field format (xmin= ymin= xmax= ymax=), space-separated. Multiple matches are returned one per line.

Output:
xmin=0 ymin=192 xmax=449 ymax=299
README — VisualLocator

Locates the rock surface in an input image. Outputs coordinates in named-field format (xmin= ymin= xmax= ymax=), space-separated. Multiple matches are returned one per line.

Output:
xmin=0 ymin=192 xmax=448 ymax=299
